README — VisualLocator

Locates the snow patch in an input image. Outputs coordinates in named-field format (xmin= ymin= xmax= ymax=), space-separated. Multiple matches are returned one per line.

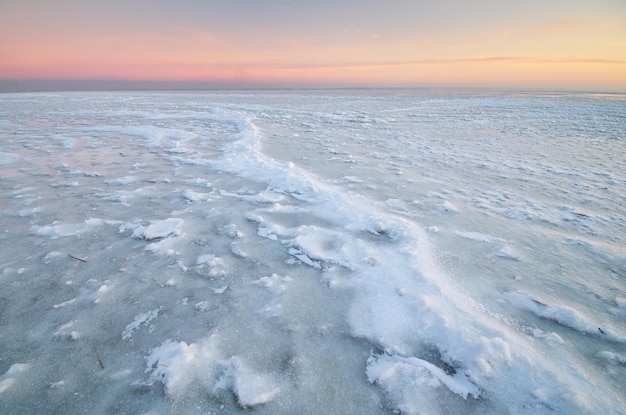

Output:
xmin=183 ymin=189 xmax=213 ymax=202
xmin=0 ymin=364 xmax=29 ymax=394
xmin=146 ymin=337 xmax=280 ymax=407
xmin=122 ymin=307 xmax=163 ymax=341
xmin=504 ymin=292 xmax=625 ymax=342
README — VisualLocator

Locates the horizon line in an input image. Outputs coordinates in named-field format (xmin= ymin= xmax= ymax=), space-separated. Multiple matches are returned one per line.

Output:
xmin=2 ymin=79 xmax=625 ymax=95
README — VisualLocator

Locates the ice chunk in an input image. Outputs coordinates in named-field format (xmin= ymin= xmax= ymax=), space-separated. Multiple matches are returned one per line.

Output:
xmin=504 ymin=292 xmax=626 ymax=342
xmin=146 ymin=337 xmax=280 ymax=408
xmin=494 ymin=244 xmax=522 ymax=261
xmin=139 ymin=218 xmax=184 ymax=240
xmin=438 ymin=200 xmax=458 ymax=212
xmin=183 ymin=189 xmax=212 ymax=202
xmin=146 ymin=236 xmax=181 ymax=255
xmin=0 ymin=364 xmax=29 ymax=394
xmin=196 ymin=254 xmax=227 ymax=276
xmin=223 ymin=357 xmax=280 ymax=407
xmin=367 ymin=353 xmax=480 ymax=399
xmin=454 ymin=230 xmax=504 ymax=243
xmin=366 ymin=353 xmax=479 ymax=415
xmin=596 ymin=351 xmax=626 ymax=364
xmin=53 ymin=321 xmax=81 ymax=340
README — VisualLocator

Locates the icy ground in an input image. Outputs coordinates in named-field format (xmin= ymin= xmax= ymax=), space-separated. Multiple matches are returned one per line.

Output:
xmin=1 ymin=90 xmax=625 ymax=414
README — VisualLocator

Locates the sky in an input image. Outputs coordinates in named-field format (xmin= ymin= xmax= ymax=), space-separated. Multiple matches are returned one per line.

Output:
xmin=1 ymin=0 xmax=626 ymax=91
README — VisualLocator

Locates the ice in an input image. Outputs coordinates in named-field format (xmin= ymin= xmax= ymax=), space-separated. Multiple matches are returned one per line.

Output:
xmin=596 ymin=351 xmax=626 ymax=365
xmin=106 ymin=175 xmax=139 ymax=186
xmin=183 ymin=189 xmax=213 ymax=202
xmin=438 ymin=200 xmax=459 ymax=212
xmin=367 ymin=353 xmax=481 ymax=398
xmin=494 ymin=244 xmax=523 ymax=261
xmin=1 ymin=90 xmax=625 ymax=414
xmin=125 ymin=218 xmax=184 ymax=240
xmin=52 ymin=298 xmax=77 ymax=309
xmin=122 ymin=307 xmax=163 ymax=341
xmin=146 ymin=337 xmax=280 ymax=408
xmin=52 ymin=320 xmax=81 ymax=340
xmin=0 ymin=152 xmax=20 ymax=165
xmin=504 ymin=292 xmax=626 ymax=342
xmin=196 ymin=253 xmax=228 ymax=276
xmin=33 ymin=218 xmax=119 ymax=238
xmin=454 ymin=230 xmax=504 ymax=243
xmin=0 ymin=364 xmax=29 ymax=394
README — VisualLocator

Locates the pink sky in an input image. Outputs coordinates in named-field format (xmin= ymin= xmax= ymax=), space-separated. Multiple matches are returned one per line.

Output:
xmin=1 ymin=1 xmax=625 ymax=90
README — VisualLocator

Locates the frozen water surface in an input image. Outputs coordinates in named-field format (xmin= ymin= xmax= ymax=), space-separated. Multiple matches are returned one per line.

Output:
xmin=1 ymin=90 xmax=625 ymax=414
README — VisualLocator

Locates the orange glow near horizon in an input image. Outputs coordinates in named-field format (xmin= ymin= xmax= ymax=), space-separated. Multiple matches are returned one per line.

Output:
xmin=1 ymin=1 xmax=625 ymax=91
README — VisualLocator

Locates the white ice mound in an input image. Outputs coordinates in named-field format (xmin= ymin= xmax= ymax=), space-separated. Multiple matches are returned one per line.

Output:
xmin=196 ymin=254 xmax=228 ymax=277
xmin=504 ymin=292 xmax=626 ymax=342
xmin=0 ymin=363 xmax=29 ymax=394
xmin=596 ymin=351 xmax=626 ymax=365
xmin=367 ymin=353 xmax=480 ymax=399
xmin=132 ymin=218 xmax=184 ymax=240
xmin=183 ymin=189 xmax=213 ymax=202
xmin=146 ymin=337 xmax=280 ymax=408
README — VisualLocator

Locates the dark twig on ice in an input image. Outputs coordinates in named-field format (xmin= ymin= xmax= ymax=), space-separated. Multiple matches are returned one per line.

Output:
xmin=93 ymin=347 xmax=105 ymax=369
xmin=68 ymin=254 xmax=87 ymax=263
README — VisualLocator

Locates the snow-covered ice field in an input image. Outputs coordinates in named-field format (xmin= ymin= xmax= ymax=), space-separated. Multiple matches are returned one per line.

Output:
xmin=1 ymin=89 xmax=625 ymax=414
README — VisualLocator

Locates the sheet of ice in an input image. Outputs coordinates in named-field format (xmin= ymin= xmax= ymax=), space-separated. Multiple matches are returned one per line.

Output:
xmin=33 ymin=218 xmax=120 ymax=238
xmin=0 ymin=152 xmax=20 ymax=165
xmin=1 ymin=90 xmax=625 ymax=414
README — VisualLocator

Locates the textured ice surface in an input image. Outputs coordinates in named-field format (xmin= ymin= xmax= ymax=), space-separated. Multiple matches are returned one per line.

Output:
xmin=1 ymin=90 xmax=625 ymax=414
